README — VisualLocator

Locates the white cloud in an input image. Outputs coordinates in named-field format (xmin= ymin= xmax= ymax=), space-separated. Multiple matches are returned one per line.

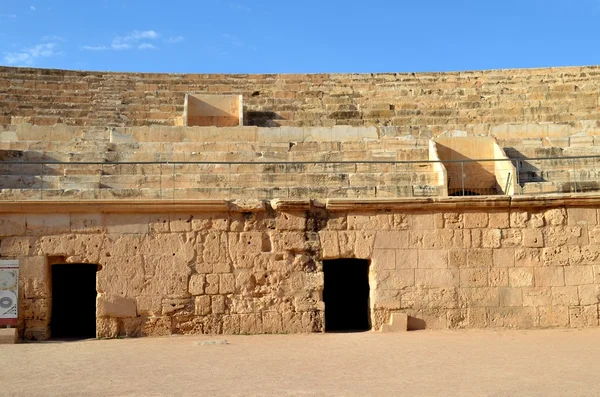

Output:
xmin=42 ymin=35 xmax=65 ymax=42
xmin=3 ymin=42 xmax=61 ymax=66
xmin=165 ymin=36 xmax=184 ymax=44
xmin=82 ymin=45 xmax=107 ymax=51
xmin=0 ymin=14 xmax=17 ymax=19
xmin=129 ymin=30 xmax=158 ymax=40
xmin=30 ymin=6 xmax=36 ymax=11
xmin=138 ymin=43 xmax=157 ymax=50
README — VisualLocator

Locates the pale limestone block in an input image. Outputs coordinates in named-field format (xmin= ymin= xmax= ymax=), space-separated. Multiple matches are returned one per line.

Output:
xmin=103 ymin=234 xmax=144 ymax=257
xmin=374 ymin=231 xmax=409 ymax=249
xmin=371 ymin=249 xmax=396 ymax=270
xmin=202 ymin=232 xmax=229 ymax=264
xmin=522 ymin=229 xmax=543 ymax=248
xmin=371 ymin=289 xmax=402 ymax=310
xmin=411 ymin=213 xmax=435 ymax=230
xmin=529 ymin=213 xmax=545 ymax=228
xmin=534 ymin=267 xmax=565 ymax=287
xmin=96 ymin=295 xmax=137 ymax=318
xmin=194 ymin=296 xmax=211 ymax=316
xmin=275 ymin=211 xmax=306 ymax=230
xmin=522 ymin=287 xmax=552 ymax=307
xmin=488 ymin=307 xmax=536 ymax=328
xmin=510 ymin=211 xmax=530 ymax=228
xmin=0 ymin=329 xmax=18 ymax=344
xmin=460 ymin=268 xmax=488 ymax=287
xmin=169 ymin=214 xmax=193 ymax=232
xmin=228 ymin=232 xmax=264 ymax=261
xmin=464 ymin=212 xmax=488 ymax=228
xmin=319 ymin=231 xmax=340 ymax=259
xmin=415 ymin=269 xmax=458 ymax=288
xmin=96 ymin=317 xmax=120 ymax=338
xmin=399 ymin=289 xmax=428 ymax=310
xmin=105 ymin=214 xmax=149 ymax=234
xmin=418 ymin=250 xmax=448 ymax=269
xmin=347 ymin=213 xmax=392 ymax=230
xmin=564 ymin=266 xmax=594 ymax=286
xmin=427 ymin=287 xmax=459 ymax=309
xmin=448 ymin=250 xmax=467 ymax=268
xmin=459 ymin=288 xmax=500 ymax=308
xmin=443 ymin=213 xmax=464 ymax=229
xmin=538 ymin=306 xmax=569 ymax=327
xmin=569 ymin=305 xmax=599 ymax=327
xmin=481 ymin=229 xmax=501 ymax=249
xmin=26 ymin=214 xmax=70 ymax=235
xmin=395 ymin=249 xmax=418 ymax=269
xmin=240 ymin=313 xmax=263 ymax=334
xmin=419 ymin=308 xmax=448 ymax=329
xmin=497 ymin=286 xmax=522 ymax=307
xmin=421 ymin=229 xmax=453 ymax=249
xmin=337 ymin=231 xmax=356 ymax=257
xmin=493 ymin=248 xmax=515 ymax=268
xmin=588 ymin=227 xmax=600 ymax=246
xmin=488 ymin=268 xmax=509 ymax=287
xmin=149 ymin=214 xmax=170 ymax=233
xmin=580 ymin=245 xmax=600 ymax=265
xmin=514 ymin=248 xmax=540 ymax=267
xmin=205 ymin=274 xmax=219 ymax=295
xmin=354 ymin=231 xmax=375 ymax=259
xmin=544 ymin=208 xmax=567 ymax=226
xmin=374 ymin=269 xmax=415 ymax=290
xmin=138 ymin=257 xmax=190 ymax=297
xmin=211 ymin=295 xmax=226 ymax=314
xmin=136 ymin=296 xmax=162 ymax=316
xmin=500 ymin=229 xmax=522 ymax=247
xmin=509 ymin=268 xmax=534 ymax=287
xmin=70 ymin=214 xmax=103 ymax=233
xmin=188 ymin=274 xmax=205 ymax=295
xmin=578 ymin=285 xmax=600 ymax=305
xmin=551 ymin=286 xmax=579 ymax=306
xmin=466 ymin=249 xmax=493 ymax=267
xmin=567 ymin=207 xmax=597 ymax=226
xmin=220 ymin=274 xmax=235 ymax=294
xmin=262 ymin=312 xmax=283 ymax=333
xmin=488 ymin=212 xmax=509 ymax=229
xmin=380 ymin=312 xmax=408 ymax=332
xmin=222 ymin=314 xmax=241 ymax=334
xmin=326 ymin=213 xmax=347 ymax=230
xmin=275 ymin=232 xmax=307 ymax=252
xmin=0 ymin=214 xmax=26 ymax=236
xmin=469 ymin=230 xmax=482 ymax=249
xmin=142 ymin=233 xmax=195 ymax=262
xmin=20 ymin=256 xmax=49 ymax=298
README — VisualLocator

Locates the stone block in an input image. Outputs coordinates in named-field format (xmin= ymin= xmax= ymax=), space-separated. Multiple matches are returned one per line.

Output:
xmin=275 ymin=211 xmax=306 ymax=230
xmin=411 ymin=213 xmax=435 ymax=230
xmin=488 ymin=268 xmax=509 ymax=287
xmin=319 ymin=231 xmax=339 ymax=259
xmin=534 ymin=267 xmax=564 ymax=287
xmin=578 ymin=285 xmax=600 ymax=305
xmin=488 ymin=307 xmax=536 ymax=328
xmin=418 ymin=250 xmax=448 ymax=269
xmin=188 ymin=274 xmax=205 ymax=295
xmin=415 ymin=269 xmax=458 ymax=288
xmin=499 ymin=287 xmax=523 ymax=306
xmin=372 ymin=249 xmax=396 ymax=270
xmin=194 ymin=296 xmax=211 ymax=316
xmin=374 ymin=231 xmax=409 ymax=249
xmin=205 ymin=274 xmax=220 ymax=295
xmin=488 ymin=212 xmax=509 ymax=229
xmin=395 ymin=249 xmax=418 ymax=269
xmin=220 ymin=274 xmax=235 ymax=294
xmin=466 ymin=249 xmax=493 ymax=267
xmin=538 ymin=306 xmax=569 ymax=327
xmin=522 ymin=287 xmax=552 ymax=307
xmin=514 ymin=248 xmax=541 ymax=267
xmin=96 ymin=295 xmax=137 ymax=318
xmin=564 ymin=266 xmax=594 ymax=286
xmin=544 ymin=208 xmax=567 ymax=226
xmin=375 ymin=269 xmax=415 ymax=290
xmin=522 ymin=229 xmax=543 ymax=248
xmin=26 ymin=214 xmax=70 ymax=235
xmin=493 ymin=248 xmax=514 ymax=268
xmin=567 ymin=208 xmax=597 ymax=226
xmin=569 ymin=305 xmax=599 ymax=327
xmin=460 ymin=268 xmax=488 ymax=287
xmin=509 ymin=268 xmax=534 ymax=287
xmin=448 ymin=250 xmax=467 ymax=268
xmin=70 ymin=214 xmax=103 ymax=233
xmin=0 ymin=214 xmax=26 ymax=236
xmin=464 ymin=212 xmax=488 ymax=228
xmin=211 ymin=295 xmax=226 ymax=314
xmin=105 ymin=214 xmax=149 ymax=234
xmin=0 ymin=328 xmax=18 ymax=344
xmin=551 ymin=286 xmax=579 ymax=306
xmin=380 ymin=312 xmax=408 ymax=332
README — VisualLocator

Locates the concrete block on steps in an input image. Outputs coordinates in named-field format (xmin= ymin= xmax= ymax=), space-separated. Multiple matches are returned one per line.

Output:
xmin=381 ymin=313 xmax=408 ymax=332
xmin=0 ymin=328 xmax=18 ymax=344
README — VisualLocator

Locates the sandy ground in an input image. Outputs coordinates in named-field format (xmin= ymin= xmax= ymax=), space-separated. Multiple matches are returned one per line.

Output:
xmin=2 ymin=329 xmax=600 ymax=397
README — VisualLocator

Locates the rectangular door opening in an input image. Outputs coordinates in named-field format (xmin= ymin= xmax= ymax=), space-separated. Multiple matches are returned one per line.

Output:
xmin=51 ymin=263 xmax=99 ymax=340
xmin=323 ymin=259 xmax=370 ymax=332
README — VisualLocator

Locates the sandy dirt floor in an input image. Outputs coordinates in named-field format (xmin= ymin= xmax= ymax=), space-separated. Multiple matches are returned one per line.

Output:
xmin=2 ymin=329 xmax=600 ymax=397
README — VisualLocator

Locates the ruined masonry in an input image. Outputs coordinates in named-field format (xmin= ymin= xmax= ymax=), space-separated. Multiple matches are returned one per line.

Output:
xmin=1 ymin=65 xmax=600 ymax=340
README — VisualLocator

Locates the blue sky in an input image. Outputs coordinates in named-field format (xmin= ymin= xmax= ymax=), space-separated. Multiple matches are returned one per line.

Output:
xmin=1 ymin=0 xmax=600 ymax=73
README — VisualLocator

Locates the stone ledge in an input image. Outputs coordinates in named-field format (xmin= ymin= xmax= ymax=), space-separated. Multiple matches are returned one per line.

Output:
xmin=2 ymin=193 xmax=600 ymax=214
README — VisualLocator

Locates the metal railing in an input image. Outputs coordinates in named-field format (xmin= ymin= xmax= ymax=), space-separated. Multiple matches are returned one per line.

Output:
xmin=1 ymin=155 xmax=600 ymax=200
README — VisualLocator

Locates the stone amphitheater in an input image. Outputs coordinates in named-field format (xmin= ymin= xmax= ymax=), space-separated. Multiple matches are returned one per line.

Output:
xmin=1 ymin=65 xmax=600 ymax=341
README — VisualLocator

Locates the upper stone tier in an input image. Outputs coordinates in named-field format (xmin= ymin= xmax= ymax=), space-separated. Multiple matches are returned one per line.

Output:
xmin=2 ymin=66 xmax=600 ymax=136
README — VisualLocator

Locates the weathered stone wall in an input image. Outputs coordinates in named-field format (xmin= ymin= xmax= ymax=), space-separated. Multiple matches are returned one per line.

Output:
xmin=2 ymin=66 xmax=600 ymax=135
xmin=2 ymin=198 xmax=599 ymax=339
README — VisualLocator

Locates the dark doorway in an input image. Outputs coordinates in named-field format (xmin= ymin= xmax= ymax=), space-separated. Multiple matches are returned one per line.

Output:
xmin=323 ymin=259 xmax=370 ymax=332
xmin=51 ymin=264 xmax=99 ymax=339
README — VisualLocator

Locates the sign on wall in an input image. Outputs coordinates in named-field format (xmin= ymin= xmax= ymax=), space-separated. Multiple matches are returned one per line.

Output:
xmin=0 ymin=260 xmax=19 ymax=326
